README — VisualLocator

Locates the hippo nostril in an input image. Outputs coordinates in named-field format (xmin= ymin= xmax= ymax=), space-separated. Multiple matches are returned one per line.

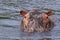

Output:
xmin=24 ymin=16 xmax=26 ymax=18
xmin=47 ymin=17 xmax=48 ymax=18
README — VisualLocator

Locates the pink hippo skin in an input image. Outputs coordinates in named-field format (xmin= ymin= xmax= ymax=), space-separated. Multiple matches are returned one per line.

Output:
xmin=20 ymin=9 xmax=54 ymax=32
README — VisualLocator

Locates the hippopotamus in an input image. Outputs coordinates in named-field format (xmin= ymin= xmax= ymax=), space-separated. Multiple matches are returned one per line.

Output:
xmin=20 ymin=9 xmax=54 ymax=32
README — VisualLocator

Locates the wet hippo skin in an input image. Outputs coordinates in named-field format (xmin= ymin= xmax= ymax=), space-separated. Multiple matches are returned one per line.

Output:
xmin=20 ymin=9 xmax=54 ymax=32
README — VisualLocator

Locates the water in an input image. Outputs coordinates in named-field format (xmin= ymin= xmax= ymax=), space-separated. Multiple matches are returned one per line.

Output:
xmin=0 ymin=0 xmax=60 ymax=40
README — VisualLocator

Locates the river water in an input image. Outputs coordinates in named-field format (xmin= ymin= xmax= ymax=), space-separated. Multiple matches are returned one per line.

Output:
xmin=0 ymin=0 xmax=60 ymax=40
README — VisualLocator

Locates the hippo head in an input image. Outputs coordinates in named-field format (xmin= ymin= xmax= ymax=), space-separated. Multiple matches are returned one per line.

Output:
xmin=20 ymin=9 xmax=54 ymax=32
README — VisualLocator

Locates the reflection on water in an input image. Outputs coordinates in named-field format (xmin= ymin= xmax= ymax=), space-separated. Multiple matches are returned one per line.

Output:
xmin=0 ymin=0 xmax=60 ymax=40
xmin=20 ymin=38 xmax=52 ymax=40
xmin=39 ymin=38 xmax=52 ymax=40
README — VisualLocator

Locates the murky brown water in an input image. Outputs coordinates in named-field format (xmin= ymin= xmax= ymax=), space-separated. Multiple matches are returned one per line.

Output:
xmin=0 ymin=0 xmax=60 ymax=40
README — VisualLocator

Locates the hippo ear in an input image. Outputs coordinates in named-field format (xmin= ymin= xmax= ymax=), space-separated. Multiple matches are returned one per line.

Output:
xmin=20 ymin=10 xmax=27 ymax=16
xmin=46 ymin=10 xmax=53 ymax=16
